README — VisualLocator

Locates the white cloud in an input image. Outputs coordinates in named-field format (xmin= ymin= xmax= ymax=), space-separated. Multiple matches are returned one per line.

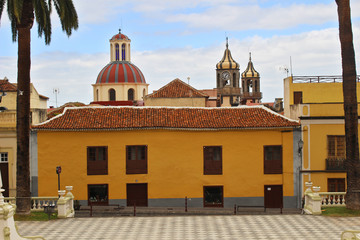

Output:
xmin=167 ymin=3 xmax=338 ymax=31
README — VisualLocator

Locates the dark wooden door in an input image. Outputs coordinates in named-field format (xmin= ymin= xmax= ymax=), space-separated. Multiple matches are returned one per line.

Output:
xmin=0 ymin=162 xmax=9 ymax=197
xmin=264 ymin=185 xmax=283 ymax=209
xmin=127 ymin=183 xmax=148 ymax=207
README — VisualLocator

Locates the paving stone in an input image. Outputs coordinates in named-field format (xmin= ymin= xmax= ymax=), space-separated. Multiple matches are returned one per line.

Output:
xmin=17 ymin=215 xmax=360 ymax=240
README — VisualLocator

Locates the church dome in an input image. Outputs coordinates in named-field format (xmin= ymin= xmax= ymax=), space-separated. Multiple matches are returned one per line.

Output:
xmin=241 ymin=53 xmax=260 ymax=78
xmin=96 ymin=61 xmax=146 ymax=84
xmin=216 ymin=38 xmax=239 ymax=70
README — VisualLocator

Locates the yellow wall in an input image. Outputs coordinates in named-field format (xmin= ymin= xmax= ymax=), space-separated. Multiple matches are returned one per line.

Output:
xmin=37 ymin=129 xmax=295 ymax=201
xmin=144 ymin=97 xmax=207 ymax=107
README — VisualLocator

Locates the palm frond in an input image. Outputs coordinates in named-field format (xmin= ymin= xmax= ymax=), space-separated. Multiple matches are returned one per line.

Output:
xmin=9 ymin=0 xmax=23 ymax=23
xmin=33 ymin=0 xmax=51 ymax=44
xmin=53 ymin=0 xmax=78 ymax=37
xmin=0 ymin=0 xmax=5 ymax=21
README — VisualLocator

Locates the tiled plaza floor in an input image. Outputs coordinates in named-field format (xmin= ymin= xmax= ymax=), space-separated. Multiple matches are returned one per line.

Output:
xmin=17 ymin=215 xmax=360 ymax=240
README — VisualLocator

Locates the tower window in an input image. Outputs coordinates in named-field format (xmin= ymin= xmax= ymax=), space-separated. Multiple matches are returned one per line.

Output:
xmin=109 ymin=89 xmax=116 ymax=101
xmin=128 ymin=88 xmax=134 ymax=101
xmin=115 ymin=44 xmax=119 ymax=61
xmin=122 ymin=44 xmax=126 ymax=61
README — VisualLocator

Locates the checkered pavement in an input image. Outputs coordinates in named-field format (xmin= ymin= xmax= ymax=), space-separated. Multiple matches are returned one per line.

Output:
xmin=17 ymin=215 xmax=360 ymax=240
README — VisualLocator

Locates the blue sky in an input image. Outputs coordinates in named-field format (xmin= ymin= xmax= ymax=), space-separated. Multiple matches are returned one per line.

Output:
xmin=0 ymin=0 xmax=359 ymax=107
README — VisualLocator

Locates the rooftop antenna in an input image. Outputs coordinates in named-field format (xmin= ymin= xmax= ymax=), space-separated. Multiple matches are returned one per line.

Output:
xmin=290 ymin=56 xmax=293 ymax=76
xmin=279 ymin=65 xmax=289 ymax=77
xmin=187 ymin=77 xmax=190 ymax=85
xmin=53 ymin=88 xmax=60 ymax=108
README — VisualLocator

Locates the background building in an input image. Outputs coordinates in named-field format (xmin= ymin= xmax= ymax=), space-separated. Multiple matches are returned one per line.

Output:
xmin=284 ymin=75 xmax=360 ymax=195
xmin=144 ymin=79 xmax=209 ymax=107
xmin=0 ymin=77 xmax=48 ymax=197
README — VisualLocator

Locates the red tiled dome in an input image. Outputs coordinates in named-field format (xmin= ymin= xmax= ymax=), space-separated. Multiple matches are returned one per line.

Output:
xmin=96 ymin=61 xmax=146 ymax=84
xmin=110 ymin=33 xmax=130 ymax=41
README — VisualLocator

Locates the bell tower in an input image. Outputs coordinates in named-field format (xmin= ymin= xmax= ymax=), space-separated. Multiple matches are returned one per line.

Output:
xmin=215 ymin=38 xmax=241 ymax=107
xmin=241 ymin=52 xmax=262 ymax=104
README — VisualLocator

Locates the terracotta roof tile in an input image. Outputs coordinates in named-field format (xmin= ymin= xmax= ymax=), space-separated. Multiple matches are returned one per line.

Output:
xmin=0 ymin=79 xmax=17 ymax=92
xmin=146 ymin=79 xmax=208 ymax=98
xmin=34 ymin=106 xmax=299 ymax=131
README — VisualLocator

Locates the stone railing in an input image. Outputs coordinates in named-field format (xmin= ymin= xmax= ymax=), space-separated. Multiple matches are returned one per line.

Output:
xmin=4 ymin=186 xmax=74 ymax=218
xmin=320 ymin=192 xmax=346 ymax=207
xmin=303 ymin=182 xmax=346 ymax=215
xmin=4 ymin=197 xmax=58 ymax=212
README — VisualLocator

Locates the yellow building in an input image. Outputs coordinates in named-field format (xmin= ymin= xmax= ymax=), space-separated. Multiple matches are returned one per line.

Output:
xmin=33 ymin=106 xmax=301 ymax=209
xmin=0 ymin=78 xmax=48 ymax=197
xmin=284 ymin=75 xmax=360 ymax=195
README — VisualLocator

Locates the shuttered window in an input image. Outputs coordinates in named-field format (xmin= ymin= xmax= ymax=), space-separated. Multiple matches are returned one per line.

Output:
xmin=264 ymin=146 xmax=282 ymax=174
xmin=204 ymin=146 xmax=222 ymax=175
xmin=87 ymin=147 xmax=108 ymax=175
xmin=126 ymin=145 xmax=147 ymax=174
xmin=328 ymin=136 xmax=345 ymax=158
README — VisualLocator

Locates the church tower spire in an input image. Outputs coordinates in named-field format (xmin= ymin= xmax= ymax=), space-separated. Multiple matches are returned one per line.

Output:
xmin=215 ymin=38 xmax=241 ymax=107
xmin=241 ymin=52 xmax=262 ymax=104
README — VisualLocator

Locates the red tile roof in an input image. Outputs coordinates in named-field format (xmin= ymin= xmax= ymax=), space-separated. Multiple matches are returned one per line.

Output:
xmin=47 ymin=102 xmax=86 ymax=119
xmin=34 ymin=106 xmax=299 ymax=131
xmin=0 ymin=79 xmax=17 ymax=92
xmin=146 ymin=79 xmax=208 ymax=98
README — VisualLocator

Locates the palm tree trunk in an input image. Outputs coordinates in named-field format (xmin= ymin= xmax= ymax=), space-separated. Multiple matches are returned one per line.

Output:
xmin=16 ymin=0 xmax=34 ymax=215
xmin=336 ymin=0 xmax=360 ymax=209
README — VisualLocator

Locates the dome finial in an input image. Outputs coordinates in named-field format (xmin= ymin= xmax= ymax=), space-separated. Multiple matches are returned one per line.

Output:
xmin=226 ymin=37 xmax=229 ymax=49
xmin=119 ymin=28 xmax=121 ymax=34
xmin=249 ymin=52 xmax=252 ymax=61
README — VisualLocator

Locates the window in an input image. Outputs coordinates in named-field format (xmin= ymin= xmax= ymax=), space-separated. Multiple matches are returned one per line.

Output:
xmin=126 ymin=145 xmax=147 ymax=174
xmin=293 ymin=91 xmax=303 ymax=104
xmin=109 ymin=89 xmax=116 ymax=101
xmin=88 ymin=184 xmax=108 ymax=206
xmin=87 ymin=147 xmax=108 ymax=175
xmin=264 ymin=146 xmax=282 ymax=174
xmin=115 ymin=44 xmax=119 ymax=61
xmin=122 ymin=44 xmax=126 ymax=61
xmin=328 ymin=135 xmax=345 ymax=158
xmin=128 ymin=88 xmax=134 ymax=101
xmin=0 ymin=153 xmax=8 ymax=162
xmin=204 ymin=186 xmax=223 ymax=208
xmin=204 ymin=146 xmax=222 ymax=175
xmin=328 ymin=178 xmax=345 ymax=192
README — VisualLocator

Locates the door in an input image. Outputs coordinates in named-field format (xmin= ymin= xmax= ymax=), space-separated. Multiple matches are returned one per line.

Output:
xmin=127 ymin=183 xmax=148 ymax=207
xmin=0 ymin=152 xmax=9 ymax=197
xmin=264 ymin=185 xmax=283 ymax=209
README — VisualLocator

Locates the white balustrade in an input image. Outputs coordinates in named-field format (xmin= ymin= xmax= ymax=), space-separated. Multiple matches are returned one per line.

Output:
xmin=3 ymin=185 xmax=74 ymax=218
xmin=319 ymin=192 xmax=346 ymax=207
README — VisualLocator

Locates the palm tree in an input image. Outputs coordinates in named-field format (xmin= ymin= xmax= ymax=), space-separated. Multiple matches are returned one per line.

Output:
xmin=336 ymin=0 xmax=360 ymax=210
xmin=0 ymin=0 xmax=78 ymax=214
